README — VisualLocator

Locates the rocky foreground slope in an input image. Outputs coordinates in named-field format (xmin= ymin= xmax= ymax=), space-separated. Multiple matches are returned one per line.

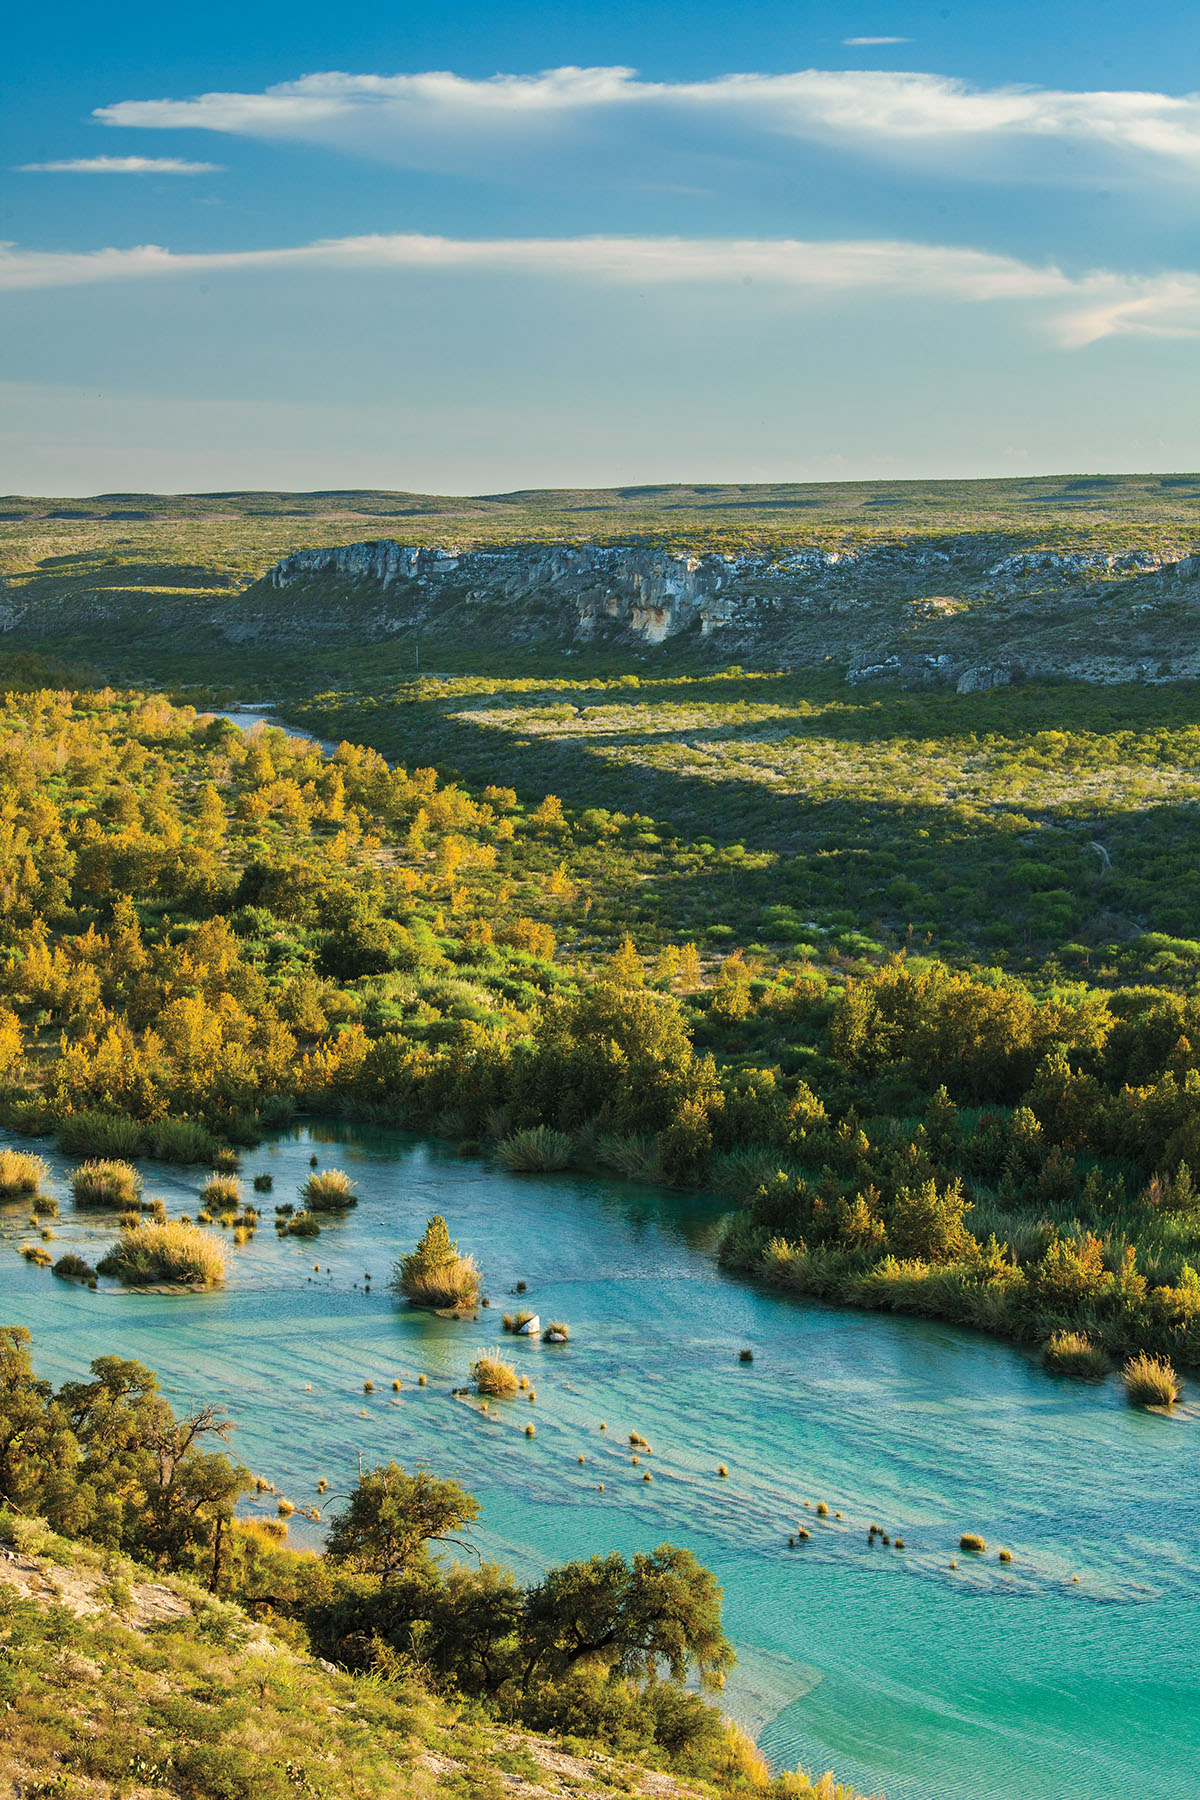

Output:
xmin=260 ymin=536 xmax=1200 ymax=688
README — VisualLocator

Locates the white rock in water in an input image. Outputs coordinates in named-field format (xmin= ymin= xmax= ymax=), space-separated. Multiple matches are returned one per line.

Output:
xmin=516 ymin=1314 xmax=540 ymax=1336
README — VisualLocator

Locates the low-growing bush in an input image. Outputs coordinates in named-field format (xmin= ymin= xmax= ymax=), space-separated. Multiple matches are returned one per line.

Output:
xmin=496 ymin=1126 xmax=573 ymax=1173
xmin=70 ymin=1159 xmax=141 ymax=1209
xmin=301 ymin=1168 xmax=357 ymax=1211
xmin=0 ymin=1148 xmax=49 ymax=1196
xmin=57 ymin=1111 xmax=143 ymax=1159
xmin=146 ymin=1118 xmax=218 ymax=1164
xmin=391 ymin=1215 xmax=480 ymax=1309
xmin=1122 ymin=1352 xmax=1180 ymax=1408
xmin=1041 ymin=1331 xmax=1107 ymax=1379
xmin=287 ymin=1213 xmax=321 ymax=1237
xmin=96 ymin=1220 xmax=227 ymax=1287
xmin=472 ymin=1349 xmax=519 ymax=1396
xmin=52 ymin=1251 xmax=96 ymax=1281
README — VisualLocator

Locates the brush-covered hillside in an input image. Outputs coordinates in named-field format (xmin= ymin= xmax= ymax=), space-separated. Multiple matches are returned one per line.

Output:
xmin=1 ymin=476 xmax=1199 ymax=691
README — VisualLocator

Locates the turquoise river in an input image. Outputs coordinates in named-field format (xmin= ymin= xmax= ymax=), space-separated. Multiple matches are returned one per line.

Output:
xmin=1 ymin=1123 xmax=1197 ymax=1799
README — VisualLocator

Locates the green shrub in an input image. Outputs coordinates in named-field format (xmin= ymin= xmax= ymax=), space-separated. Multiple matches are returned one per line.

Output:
xmin=57 ymin=1111 xmax=144 ymax=1159
xmin=496 ymin=1126 xmax=573 ymax=1173
xmin=52 ymin=1252 xmax=96 ymax=1281
xmin=146 ymin=1118 xmax=218 ymax=1164
xmin=391 ymin=1215 xmax=480 ymax=1309
xmin=1041 ymin=1331 xmax=1107 ymax=1379
xmin=70 ymin=1160 xmax=141 ymax=1209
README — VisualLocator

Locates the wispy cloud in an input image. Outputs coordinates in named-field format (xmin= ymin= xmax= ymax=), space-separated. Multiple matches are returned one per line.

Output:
xmin=92 ymin=66 xmax=1200 ymax=181
xmin=842 ymin=37 xmax=911 ymax=46
xmin=18 ymin=155 xmax=222 ymax=174
xmin=0 ymin=230 xmax=1195 ymax=346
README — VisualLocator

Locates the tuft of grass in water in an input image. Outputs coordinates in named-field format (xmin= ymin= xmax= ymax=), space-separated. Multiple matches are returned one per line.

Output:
xmin=301 ymin=1167 xmax=358 ymax=1211
xmin=70 ymin=1159 xmax=141 ymax=1208
xmin=959 ymin=1533 xmax=987 ymax=1553
xmin=363 ymin=1380 xmax=375 ymax=1394
xmin=0 ymin=1148 xmax=48 ymax=1196
xmin=525 ymin=1422 xmax=535 ymax=1437
xmin=1122 ymin=1351 xmax=1180 ymax=1407
xmin=472 ymin=1349 xmax=518 ymax=1397
xmin=287 ymin=1212 xmax=321 ymax=1237
xmin=52 ymin=1252 xmax=96 ymax=1281
xmin=252 ymin=1172 xmax=273 ymax=1192
xmin=503 ymin=1309 xmax=536 ymax=1333
xmin=816 ymin=1502 xmax=829 ymax=1518
xmin=739 ymin=1348 xmax=754 ymax=1363
xmin=96 ymin=1219 xmax=226 ymax=1287
xmin=718 ymin=1464 xmax=728 ymax=1477
xmin=200 ymin=1173 xmax=242 ymax=1210
xmin=998 ymin=1548 xmax=1013 ymax=1562
xmin=392 ymin=1215 xmax=480 ymax=1309
xmin=21 ymin=1244 xmax=52 ymax=1266
xmin=542 ymin=1320 xmax=570 ymax=1342
xmin=1042 ymin=1331 xmax=1107 ymax=1379
xmin=212 ymin=1146 xmax=241 ymax=1173
xmin=495 ymin=1125 xmax=573 ymax=1173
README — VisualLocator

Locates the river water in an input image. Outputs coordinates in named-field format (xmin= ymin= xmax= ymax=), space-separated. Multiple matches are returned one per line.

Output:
xmin=2 ymin=1122 xmax=1196 ymax=1800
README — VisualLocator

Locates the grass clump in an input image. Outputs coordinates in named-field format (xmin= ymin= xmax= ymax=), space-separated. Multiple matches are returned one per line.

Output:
xmin=1042 ymin=1331 xmax=1108 ymax=1379
xmin=472 ymin=1349 xmax=519 ymax=1396
xmin=52 ymin=1251 xmax=96 ymax=1281
xmin=145 ymin=1117 xmax=217 ymax=1163
xmin=1122 ymin=1351 xmax=1180 ymax=1407
xmin=57 ymin=1110 xmax=143 ymax=1159
xmin=287 ymin=1212 xmax=321 ymax=1237
xmin=199 ymin=1173 xmax=242 ymax=1210
xmin=542 ymin=1320 xmax=570 ymax=1342
xmin=495 ymin=1126 xmax=573 ymax=1173
xmin=0 ymin=1148 xmax=48 ymax=1196
xmin=96 ymin=1219 xmax=227 ymax=1288
xmin=959 ymin=1533 xmax=987 ymax=1553
xmin=21 ymin=1244 xmax=52 ymax=1266
xmin=68 ymin=1159 xmax=141 ymax=1209
xmin=503 ymin=1309 xmax=537 ymax=1333
xmin=301 ymin=1167 xmax=357 ymax=1210
xmin=392 ymin=1214 xmax=480 ymax=1309
xmin=252 ymin=1172 xmax=274 ymax=1192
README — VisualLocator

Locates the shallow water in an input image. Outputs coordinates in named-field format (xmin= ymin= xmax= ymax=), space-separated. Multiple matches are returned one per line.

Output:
xmin=2 ymin=1122 xmax=1197 ymax=1800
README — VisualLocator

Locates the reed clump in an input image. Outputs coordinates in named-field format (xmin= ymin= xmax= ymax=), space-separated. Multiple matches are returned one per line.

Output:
xmin=1122 ymin=1351 xmax=1180 ymax=1407
xmin=1042 ymin=1331 xmax=1107 ymax=1379
xmin=543 ymin=1321 xmax=570 ymax=1342
xmin=392 ymin=1215 xmax=480 ymax=1310
xmin=96 ymin=1219 xmax=227 ymax=1287
xmin=21 ymin=1244 xmax=52 ymax=1266
xmin=253 ymin=1173 xmax=273 ymax=1192
xmin=287 ymin=1213 xmax=321 ymax=1237
xmin=503 ymin=1309 xmax=536 ymax=1334
xmin=0 ymin=1149 xmax=48 ymax=1196
xmin=959 ymin=1533 xmax=987 ymax=1553
xmin=301 ymin=1168 xmax=358 ymax=1211
xmin=70 ymin=1160 xmax=141 ymax=1209
xmin=200 ymin=1174 xmax=242 ymax=1210
xmin=495 ymin=1126 xmax=573 ymax=1173
xmin=52 ymin=1252 xmax=96 ymax=1281
xmin=472 ymin=1350 xmax=518 ymax=1397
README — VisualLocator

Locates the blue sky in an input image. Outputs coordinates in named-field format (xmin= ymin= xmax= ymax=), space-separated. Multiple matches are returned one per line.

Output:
xmin=2 ymin=0 xmax=1198 ymax=493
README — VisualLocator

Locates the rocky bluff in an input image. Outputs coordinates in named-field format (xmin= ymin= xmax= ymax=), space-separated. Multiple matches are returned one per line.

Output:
xmin=261 ymin=536 xmax=1200 ymax=689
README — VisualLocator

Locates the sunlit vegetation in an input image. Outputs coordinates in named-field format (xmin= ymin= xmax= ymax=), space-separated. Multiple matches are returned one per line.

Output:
xmin=1121 ymin=1351 xmax=1180 ymax=1407
xmin=0 ymin=1148 xmax=47 ymax=1196
xmin=301 ymin=1167 xmax=357 ymax=1210
xmin=96 ymin=1220 xmax=227 ymax=1287
xmin=391 ymin=1215 xmax=481 ymax=1309
xmin=69 ymin=1157 xmax=141 ymax=1208
xmin=1041 ymin=1331 xmax=1107 ymax=1378
xmin=472 ymin=1349 xmax=519 ymax=1396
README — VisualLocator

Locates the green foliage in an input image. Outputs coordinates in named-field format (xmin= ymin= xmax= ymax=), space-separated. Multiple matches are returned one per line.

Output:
xmin=324 ymin=1462 xmax=480 ymax=1578
xmin=391 ymin=1215 xmax=481 ymax=1308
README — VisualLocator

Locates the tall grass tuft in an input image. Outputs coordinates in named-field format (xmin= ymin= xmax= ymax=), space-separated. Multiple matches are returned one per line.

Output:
xmin=472 ymin=1349 xmax=518 ymax=1397
xmin=1041 ymin=1331 xmax=1107 ymax=1379
xmin=0 ymin=1148 xmax=49 ymax=1196
xmin=1122 ymin=1351 xmax=1180 ymax=1407
xmin=542 ymin=1321 xmax=570 ymax=1342
xmin=199 ymin=1173 xmax=242 ymax=1210
xmin=57 ymin=1111 xmax=143 ymax=1159
xmin=70 ymin=1159 xmax=141 ymax=1209
xmin=495 ymin=1126 xmax=573 ymax=1173
xmin=96 ymin=1219 xmax=226 ymax=1287
xmin=391 ymin=1214 xmax=480 ymax=1309
xmin=301 ymin=1168 xmax=358 ymax=1211
xmin=52 ymin=1252 xmax=96 ymax=1281
xmin=146 ymin=1118 xmax=218 ymax=1164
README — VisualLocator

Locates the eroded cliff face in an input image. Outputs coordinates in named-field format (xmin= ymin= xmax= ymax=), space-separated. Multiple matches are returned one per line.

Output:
xmin=260 ymin=536 xmax=1200 ymax=686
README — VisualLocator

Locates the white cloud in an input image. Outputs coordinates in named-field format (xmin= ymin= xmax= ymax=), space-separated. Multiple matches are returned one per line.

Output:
xmin=0 ymin=230 xmax=1196 ymax=346
xmin=842 ymin=37 xmax=911 ymax=45
xmin=92 ymin=66 xmax=1200 ymax=180
xmin=18 ymin=155 xmax=222 ymax=174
